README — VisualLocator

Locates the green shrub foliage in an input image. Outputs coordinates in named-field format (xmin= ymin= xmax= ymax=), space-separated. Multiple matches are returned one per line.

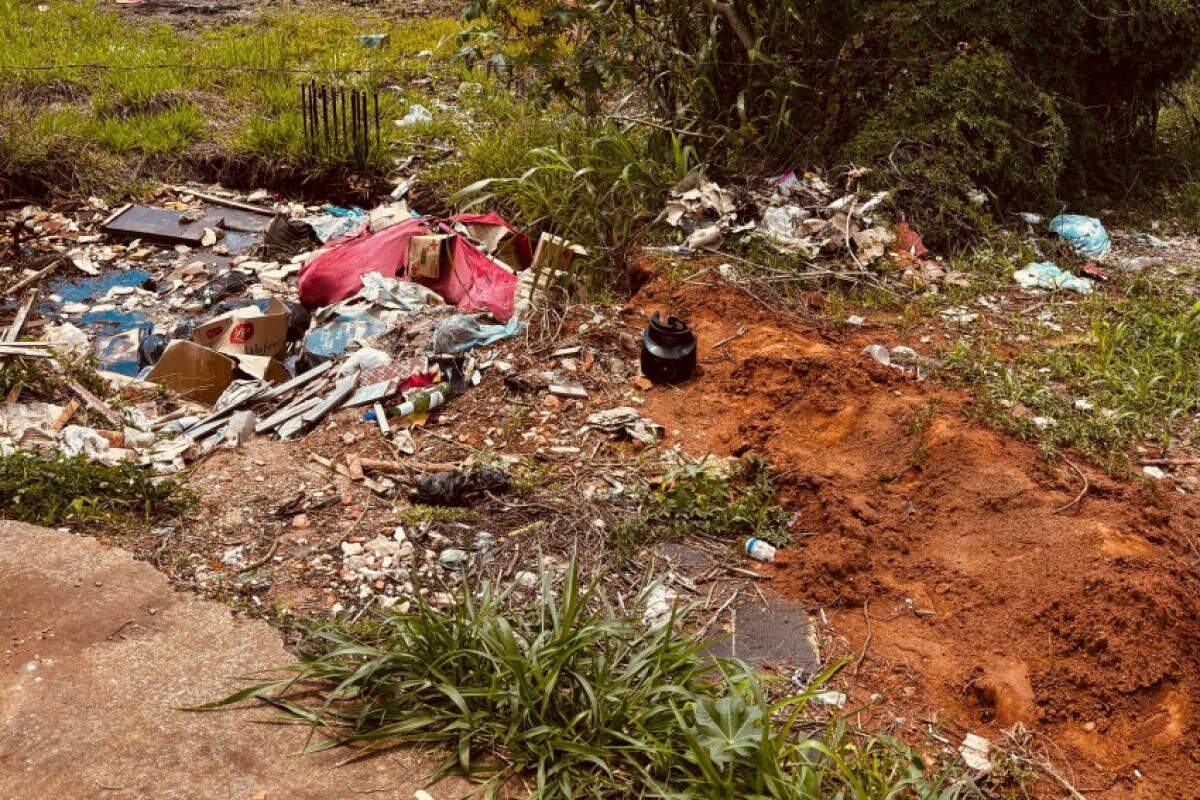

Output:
xmin=464 ymin=0 xmax=1200 ymax=241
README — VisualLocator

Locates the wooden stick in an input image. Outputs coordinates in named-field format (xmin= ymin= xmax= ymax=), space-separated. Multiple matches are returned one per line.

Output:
xmin=52 ymin=400 xmax=81 ymax=431
xmin=1051 ymin=457 xmax=1088 ymax=515
xmin=65 ymin=377 xmax=122 ymax=428
xmin=719 ymin=564 xmax=773 ymax=581
xmin=2 ymin=259 xmax=63 ymax=298
xmin=0 ymin=345 xmax=53 ymax=358
xmin=170 ymin=186 xmax=274 ymax=216
xmin=852 ymin=599 xmax=872 ymax=676
xmin=3 ymin=287 xmax=38 ymax=342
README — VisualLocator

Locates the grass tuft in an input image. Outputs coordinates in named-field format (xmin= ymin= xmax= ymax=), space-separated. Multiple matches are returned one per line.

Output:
xmin=611 ymin=456 xmax=792 ymax=556
xmin=198 ymin=559 xmax=978 ymax=799
xmin=0 ymin=451 xmax=193 ymax=526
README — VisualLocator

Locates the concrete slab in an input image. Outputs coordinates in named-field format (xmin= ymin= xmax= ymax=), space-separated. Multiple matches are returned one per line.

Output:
xmin=705 ymin=594 xmax=820 ymax=670
xmin=656 ymin=542 xmax=819 ymax=670
xmin=0 ymin=520 xmax=463 ymax=800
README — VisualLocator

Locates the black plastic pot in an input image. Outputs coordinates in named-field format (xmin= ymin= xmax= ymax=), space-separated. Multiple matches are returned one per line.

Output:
xmin=640 ymin=312 xmax=697 ymax=384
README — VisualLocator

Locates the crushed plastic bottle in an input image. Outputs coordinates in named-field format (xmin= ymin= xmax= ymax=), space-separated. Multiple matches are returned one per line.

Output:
xmin=744 ymin=537 xmax=776 ymax=563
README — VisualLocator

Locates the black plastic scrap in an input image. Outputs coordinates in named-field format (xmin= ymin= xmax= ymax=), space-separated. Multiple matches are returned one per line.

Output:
xmin=411 ymin=467 xmax=510 ymax=506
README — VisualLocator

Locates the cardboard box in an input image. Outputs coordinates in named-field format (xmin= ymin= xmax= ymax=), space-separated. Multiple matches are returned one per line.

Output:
xmin=466 ymin=222 xmax=523 ymax=268
xmin=531 ymin=233 xmax=588 ymax=274
xmin=231 ymin=353 xmax=290 ymax=385
xmin=192 ymin=297 xmax=289 ymax=359
xmin=408 ymin=234 xmax=449 ymax=279
xmin=146 ymin=341 xmax=289 ymax=406
xmin=146 ymin=340 xmax=236 ymax=405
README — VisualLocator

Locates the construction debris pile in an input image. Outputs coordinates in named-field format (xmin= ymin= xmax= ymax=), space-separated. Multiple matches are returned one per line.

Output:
xmin=1 ymin=184 xmax=588 ymax=476
xmin=662 ymin=167 xmax=968 ymax=288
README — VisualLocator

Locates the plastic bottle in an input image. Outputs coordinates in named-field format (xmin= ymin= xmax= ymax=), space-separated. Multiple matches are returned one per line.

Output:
xmin=744 ymin=537 xmax=776 ymax=563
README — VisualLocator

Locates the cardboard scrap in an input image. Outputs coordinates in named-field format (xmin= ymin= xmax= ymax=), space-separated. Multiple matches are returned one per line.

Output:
xmin=192 ymin=297 xmax=289 ymax=358
xmin=146 ymin=341 xmax=236 ymax=405
xmin=466 ymin=222 xmax=522 ymax=268
xmin=408 ymin=234 xmax=449 ymax=279
xmin=146 ymin=339 xmax=288 ymax=406
xmin=531 ymin=233 xmax=587 ymax=274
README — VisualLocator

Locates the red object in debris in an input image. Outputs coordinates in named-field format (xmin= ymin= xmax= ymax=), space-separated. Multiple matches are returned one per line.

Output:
xmin=296 ymin=214 xmax=532 ymax=320
xmin=399 ymin=371 xmax=437 ymax=391
xmin=894 ymin=222 xmax=929 ymax=258
xmin=1080 ymin=263 xmax=1111 ymax=281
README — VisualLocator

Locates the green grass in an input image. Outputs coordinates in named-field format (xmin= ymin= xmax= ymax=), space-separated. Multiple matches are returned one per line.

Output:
xmin=92 ymin=102 xmax=205 ymax=154
xmin=0 ymin=451 xmax=193 ymax=526
xmin=0 ymin=0 xmax=483 ymax=191
xmin=611 ymin=457 xmax=792 ymax=557
xmin=939 ymin=269 xmax=1200 ymax=466
xmin=198 ymin=559 xmax=981 ymax=799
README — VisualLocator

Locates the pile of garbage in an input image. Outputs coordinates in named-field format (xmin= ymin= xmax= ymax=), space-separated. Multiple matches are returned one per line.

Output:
xmin=1 ymin=183 xmax=589 ymax=477
xmin=662 ymin=167 xmax=969 ymax=288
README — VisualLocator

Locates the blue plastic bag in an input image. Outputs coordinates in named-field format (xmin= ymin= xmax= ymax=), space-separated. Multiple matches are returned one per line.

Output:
xmin=1049 ymin=214 xmax=1110 ymax=259
xmin=1013 ymin=261 xmax=1093 ymax=294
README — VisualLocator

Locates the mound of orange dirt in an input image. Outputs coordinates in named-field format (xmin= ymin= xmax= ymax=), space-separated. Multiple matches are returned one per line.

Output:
xmin=636 ymin=278 xmax=1200 ymax=799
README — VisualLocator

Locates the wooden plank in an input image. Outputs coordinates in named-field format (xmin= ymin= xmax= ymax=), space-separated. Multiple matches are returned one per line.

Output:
xmin=299 ymin=372 xmax=358 ymax=427
xmin=2 ymin=259 xmax=63 ymax=298
xmin=65 ymin=377 xmax=122 ymax=428
xmin=52 ymin=400 xmax=81 ymax=431
xmin=257 ymin=360 xmax=334 ymax=402
xmin=0 ymin=345 xmax=53 ymax=358
xmin=4 ymin=288 xmax=38 ymax=342
xmin=255 ymin=396 xmax=320 ymax=433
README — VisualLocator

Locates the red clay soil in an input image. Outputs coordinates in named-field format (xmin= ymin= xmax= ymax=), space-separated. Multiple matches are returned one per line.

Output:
xmin=636 ymin=278 xmax=1200 ymax=799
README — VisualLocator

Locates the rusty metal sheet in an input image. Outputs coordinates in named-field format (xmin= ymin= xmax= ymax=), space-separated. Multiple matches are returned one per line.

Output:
xmin=217 ymin=207 xmax=274 ymax=234
xmin=101 ymin=205 xmax=218 ymax=245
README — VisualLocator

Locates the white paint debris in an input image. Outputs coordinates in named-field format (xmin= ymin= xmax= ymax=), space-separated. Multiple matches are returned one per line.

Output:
xmin=959 ymin=733 xmax=993 ymax=773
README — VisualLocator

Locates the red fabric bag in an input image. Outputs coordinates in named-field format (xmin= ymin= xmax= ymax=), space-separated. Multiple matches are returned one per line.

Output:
xmin=296 ymin=214 xmax=530 ymax=321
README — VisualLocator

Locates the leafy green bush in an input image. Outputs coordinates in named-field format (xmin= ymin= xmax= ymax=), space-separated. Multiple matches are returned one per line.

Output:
xmin=200 ymin=561 xmax=977 ymax=799
xmin=464 ymin=0 xmax=1200 ymax=242
xmin=0 ymin=451 xmax=193 ymax=526
xmin=845 ymin=45 xmax=1069 ymax=246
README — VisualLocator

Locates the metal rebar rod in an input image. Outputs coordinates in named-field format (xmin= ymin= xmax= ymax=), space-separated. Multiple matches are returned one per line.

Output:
xmin=359 ymin=90 xmax=368 ymax=164
xmin=339 ymin=86 xmax=348 ymax=154
xmin=373 ymin=91 xmax=380 ymax=150
xmin=321 ymin=85 xmax=330 ymax=152
xmin=300 ymin=83 xmax=306 ymax=144
xmin=311 ymin=79 xmax=319 ymax=153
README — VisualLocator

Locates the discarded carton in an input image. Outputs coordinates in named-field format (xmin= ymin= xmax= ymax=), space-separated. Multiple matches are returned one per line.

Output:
xmin=531 ymin=233 xmax=587 ymax=274
xmin=466 ymin=222 xmax=523 ymax=268
xmin=231 ymin=353 xmax=290 ymax=385
xmin=408 ymin=234 xmax=449 ymax=279
xmin=146 ymin=340 xmax=236 ymax=405
xmin=192 ymin=298 xmax=289 ymax=358
xmin=145 ymin=341 xmax=287 ymax=405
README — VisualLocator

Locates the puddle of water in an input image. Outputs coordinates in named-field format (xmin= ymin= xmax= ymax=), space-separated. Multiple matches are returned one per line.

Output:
xmin=40 ymin=268 xmax=154 ymax=375
xmin=42 ymin=268 xmax=153 ymax=333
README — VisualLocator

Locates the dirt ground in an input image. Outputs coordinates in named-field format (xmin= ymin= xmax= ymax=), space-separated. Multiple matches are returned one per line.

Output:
xmin=638 ymin=276 xmax=1200 ymax=799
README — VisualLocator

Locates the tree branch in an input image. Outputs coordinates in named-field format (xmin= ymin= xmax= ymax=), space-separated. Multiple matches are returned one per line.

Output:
xmin=703 ymin=0 xmax=755 ymax=54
